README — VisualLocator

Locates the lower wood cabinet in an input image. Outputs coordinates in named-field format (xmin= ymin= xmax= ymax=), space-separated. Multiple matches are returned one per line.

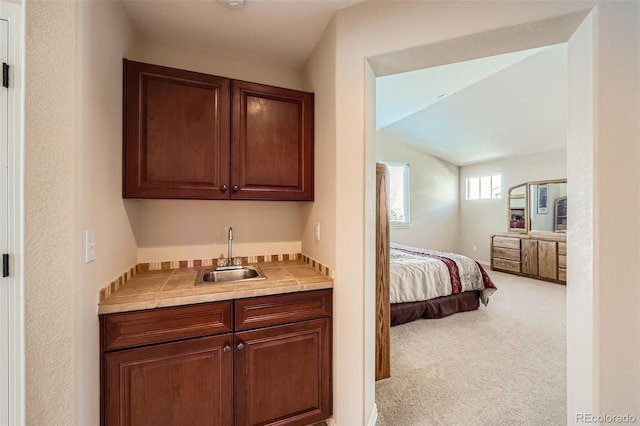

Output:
xmin=491 ymin=234 xmax=566 ymax=284
xmin=100 ymin=289 xmax=332 ymax=426
xmin=104 ymin=334 xmax=233 ymax=426
xmin=235 ymin=319 xmax=331 ymax=426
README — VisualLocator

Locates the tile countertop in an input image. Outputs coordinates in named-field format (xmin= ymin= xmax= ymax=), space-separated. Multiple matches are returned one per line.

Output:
xmin=98 ymin=259 xmax=333 ymax=315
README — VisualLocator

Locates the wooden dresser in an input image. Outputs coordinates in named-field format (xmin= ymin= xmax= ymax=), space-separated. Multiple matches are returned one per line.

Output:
xmin=491 ymin=233 xmax=566 ymax=284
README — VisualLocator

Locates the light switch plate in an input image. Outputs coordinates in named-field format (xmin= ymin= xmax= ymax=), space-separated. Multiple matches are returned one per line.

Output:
xmin=314 ymin=222 xmax=320 ymax=242
xmin=85 ymin=230 xmax=95 ymax=263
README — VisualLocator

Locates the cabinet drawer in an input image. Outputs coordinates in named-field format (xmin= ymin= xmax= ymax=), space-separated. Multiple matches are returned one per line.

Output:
xmin=558 ymin=242 xmax=567 ymax=255
xmin=492 ymin=247 xmax=520 ymax=261
xmin=558 ymin=268 xmax=567 ymax=282
xmin=235 ymin=289 xmax=332 ymax=331
xmin=102 ymin=301 xmax=233 ymax=351
xmin=493 ymin=258 xmax=521 ymax=273
xmin=558 ymin=254 xmax=567 ymax=269
xmin=493 ymin=236 xmax=520 ymax=250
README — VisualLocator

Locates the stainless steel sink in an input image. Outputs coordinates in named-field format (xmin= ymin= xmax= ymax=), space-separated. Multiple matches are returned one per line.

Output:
xmin=195 ymin=265 xmax=266 ymax=285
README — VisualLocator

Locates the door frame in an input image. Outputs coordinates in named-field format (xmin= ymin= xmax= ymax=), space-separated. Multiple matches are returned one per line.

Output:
xmin=0 ymin=1 xmax=24 ymax=424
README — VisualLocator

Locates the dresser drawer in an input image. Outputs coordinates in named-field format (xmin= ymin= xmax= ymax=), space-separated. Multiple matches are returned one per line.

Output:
xmin=235 ymin=289 xmax=332 ymax=331
xmin=558 ymin=268 xmax=567 ymax=282
xmin=558 ymin=242 xmax=567 ymax=255
xmin=102 ymin=301 xmax=233 ymax=351
xmin=493 ymin=236 xmax=521 ymax=250
xmin=493 ymin=258 xmax=521 ymax=273
xmin=492 ymin=247 xmax=520 ymax=261
xmin=558 ymin=254 xmax=567 ymax=269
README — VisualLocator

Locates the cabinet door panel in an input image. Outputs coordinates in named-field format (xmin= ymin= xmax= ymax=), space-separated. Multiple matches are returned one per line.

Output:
xmin=105 ymin=334 xmax=233 ymax=426
xmin=235 ymin=319 xmax=331 ymax=426
xmin=124 ymin=60 xmax=230 ymax=199
xmin=521 ymin=240 xmax=538 ymax=275
xmin=538 ymin=241 xmax=558 ymax=280
xmin=231 ymin=80 xmax=313 ymax=201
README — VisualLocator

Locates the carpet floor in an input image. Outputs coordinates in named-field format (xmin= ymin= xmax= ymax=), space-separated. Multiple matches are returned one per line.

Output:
xmin=375 ymin=270 xmax=566 ymax=426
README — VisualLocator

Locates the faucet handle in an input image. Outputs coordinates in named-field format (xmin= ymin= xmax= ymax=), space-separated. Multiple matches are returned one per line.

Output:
xmin=217 ymin=254 xmax=227 ymax=268
xmin=233 ymin=257 xmax=243 ymax=266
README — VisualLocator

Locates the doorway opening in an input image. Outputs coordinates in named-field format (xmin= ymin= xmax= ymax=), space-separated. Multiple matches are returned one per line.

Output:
xmin=365 ymin=9 xmax=595 ymax=425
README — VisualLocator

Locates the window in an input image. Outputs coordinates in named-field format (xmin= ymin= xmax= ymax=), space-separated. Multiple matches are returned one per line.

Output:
xmin=466 ymin=174 xmax=501 ymax=200
xmin=382 ymin=162 xmax=410 ymax=226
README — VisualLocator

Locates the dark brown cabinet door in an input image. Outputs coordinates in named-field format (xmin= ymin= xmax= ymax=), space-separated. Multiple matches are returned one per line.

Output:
xmin=123 ymin=60 xmax=230 ymax=199
xmin=231 ymin=80 xmax=314 ymax=201
xmin=104 ymin=334 xmax=233 ymax=426
xmin=234 ymin=318 xmax=331 ymax=426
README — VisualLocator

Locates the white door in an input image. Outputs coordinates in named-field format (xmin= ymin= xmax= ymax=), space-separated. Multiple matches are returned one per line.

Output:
xmin=0 ymin=17 xmax=8 ymax=426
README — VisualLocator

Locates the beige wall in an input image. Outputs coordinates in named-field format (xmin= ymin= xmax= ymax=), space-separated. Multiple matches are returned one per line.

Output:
xmin=301 ymin=16 xmax=337 ymax=271
xmin=24 ymin=1 xmax=77 ymax=424
xmin=75 ymin=2 xmax=138 ymax=424
xmin=376 ymin=133 xmax=460 ymax=253
xmin=127 ymin=39 xmax=308 ymax=264
xmin=304 ymin=1 xmax=639 ymax=423
xmin=459 ymin=149 xmax=567 ymax=263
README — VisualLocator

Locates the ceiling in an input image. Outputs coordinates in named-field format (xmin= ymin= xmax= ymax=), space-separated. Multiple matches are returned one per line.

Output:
xmin=122 ymin=1 xmax=568 ymax=167
xmin=122 ymin=0 xmax=362 ymax=69
xmin=377 ymin=43 xmax=568 ymax=166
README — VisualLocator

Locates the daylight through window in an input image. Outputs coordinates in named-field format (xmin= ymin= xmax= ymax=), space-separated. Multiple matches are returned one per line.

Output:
xmin=383 ymin=162 xmax=410 ymax=226
xmin=466 ymin=174 xmax=501 ymax=200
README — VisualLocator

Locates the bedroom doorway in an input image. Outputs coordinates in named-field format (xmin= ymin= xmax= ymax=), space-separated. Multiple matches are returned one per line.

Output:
xmin=367 ymin=10 xmax=595 ymax=425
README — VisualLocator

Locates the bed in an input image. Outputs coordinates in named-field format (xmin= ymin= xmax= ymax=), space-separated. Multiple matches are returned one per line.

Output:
xmin=389 ymin=243 xmax=497 ymax=326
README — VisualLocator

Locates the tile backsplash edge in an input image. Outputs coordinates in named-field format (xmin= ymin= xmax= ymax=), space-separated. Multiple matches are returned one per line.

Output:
xmin=98 ymin=253 xmax=333 ymax=304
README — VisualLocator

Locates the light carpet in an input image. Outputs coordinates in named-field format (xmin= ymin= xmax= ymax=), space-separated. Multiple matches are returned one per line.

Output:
xmin=375 ymin=270 xmax=566 ymax=426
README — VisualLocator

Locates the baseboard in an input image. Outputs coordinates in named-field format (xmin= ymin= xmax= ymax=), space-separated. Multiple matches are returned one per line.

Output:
xmin=478 ymin=260 xmax=491 ymax=268
xmin=368 ymin=403 xmax=379 ymax=426
xmin=324 ymin=404 xmax=377 ymax=426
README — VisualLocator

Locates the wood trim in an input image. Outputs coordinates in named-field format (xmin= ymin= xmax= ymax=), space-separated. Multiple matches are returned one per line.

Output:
xmin=375 ymin=163 xmax=391 ymax=381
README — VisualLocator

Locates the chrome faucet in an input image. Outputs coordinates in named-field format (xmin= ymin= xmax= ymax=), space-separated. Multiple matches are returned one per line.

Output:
xmin=227 ymin=227 xmax=233 ymax=266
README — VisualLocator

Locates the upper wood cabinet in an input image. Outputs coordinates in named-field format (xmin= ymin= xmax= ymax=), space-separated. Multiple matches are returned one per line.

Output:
xmin=123 ymin=60 xmax=314 ymax=201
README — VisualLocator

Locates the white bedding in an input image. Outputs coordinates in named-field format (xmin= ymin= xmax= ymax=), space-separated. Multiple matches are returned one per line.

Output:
xmin=389 ymin=243 xmax=496 ymax=305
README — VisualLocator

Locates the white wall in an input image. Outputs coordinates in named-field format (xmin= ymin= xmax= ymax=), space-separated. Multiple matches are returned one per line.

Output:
xmin=304 ymin=1 xmax=640 ymax=423
xmin=376 ymin=132 xmax=460 ymax=253
xmin=459 ymin=149 xmax=567 ymax=263
xmin=128 ymin=39 xmax=308 ymax=263
xmin=590 ymin=2 xmax=640 ymax=415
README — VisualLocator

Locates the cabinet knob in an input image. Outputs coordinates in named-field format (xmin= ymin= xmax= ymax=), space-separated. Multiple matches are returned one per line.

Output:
xmin=232 ymin=185 xmax=239 ymax=193
xmin=223 ymin=344 xmax=231 ymax=353
xmin=221 ymin=185 xmax=228 ymax=192
xmin=237 ymin=341 xmax=245 ymax=350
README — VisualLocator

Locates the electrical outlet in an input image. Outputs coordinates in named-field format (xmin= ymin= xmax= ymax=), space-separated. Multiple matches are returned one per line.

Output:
xmin=472 ymin=245 xmax=477 ymax=252
xmin=314 ymin=222 xmax=320 ymax=242
xmin=85 ymin=230 xmax=96 ymax=263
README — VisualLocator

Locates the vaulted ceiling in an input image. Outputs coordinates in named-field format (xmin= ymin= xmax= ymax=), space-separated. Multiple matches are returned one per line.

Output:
xmin=376 ymin=43 xmax=568 ymax=166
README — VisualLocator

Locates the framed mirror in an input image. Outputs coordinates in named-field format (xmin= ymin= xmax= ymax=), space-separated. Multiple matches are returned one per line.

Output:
xmin=507 ymin=179 xmax=567 ymax=234
xmin=507 ymin=183 xmax=527 ymax=232
xmin=529 ymin=180 xmax=567 ymax=233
